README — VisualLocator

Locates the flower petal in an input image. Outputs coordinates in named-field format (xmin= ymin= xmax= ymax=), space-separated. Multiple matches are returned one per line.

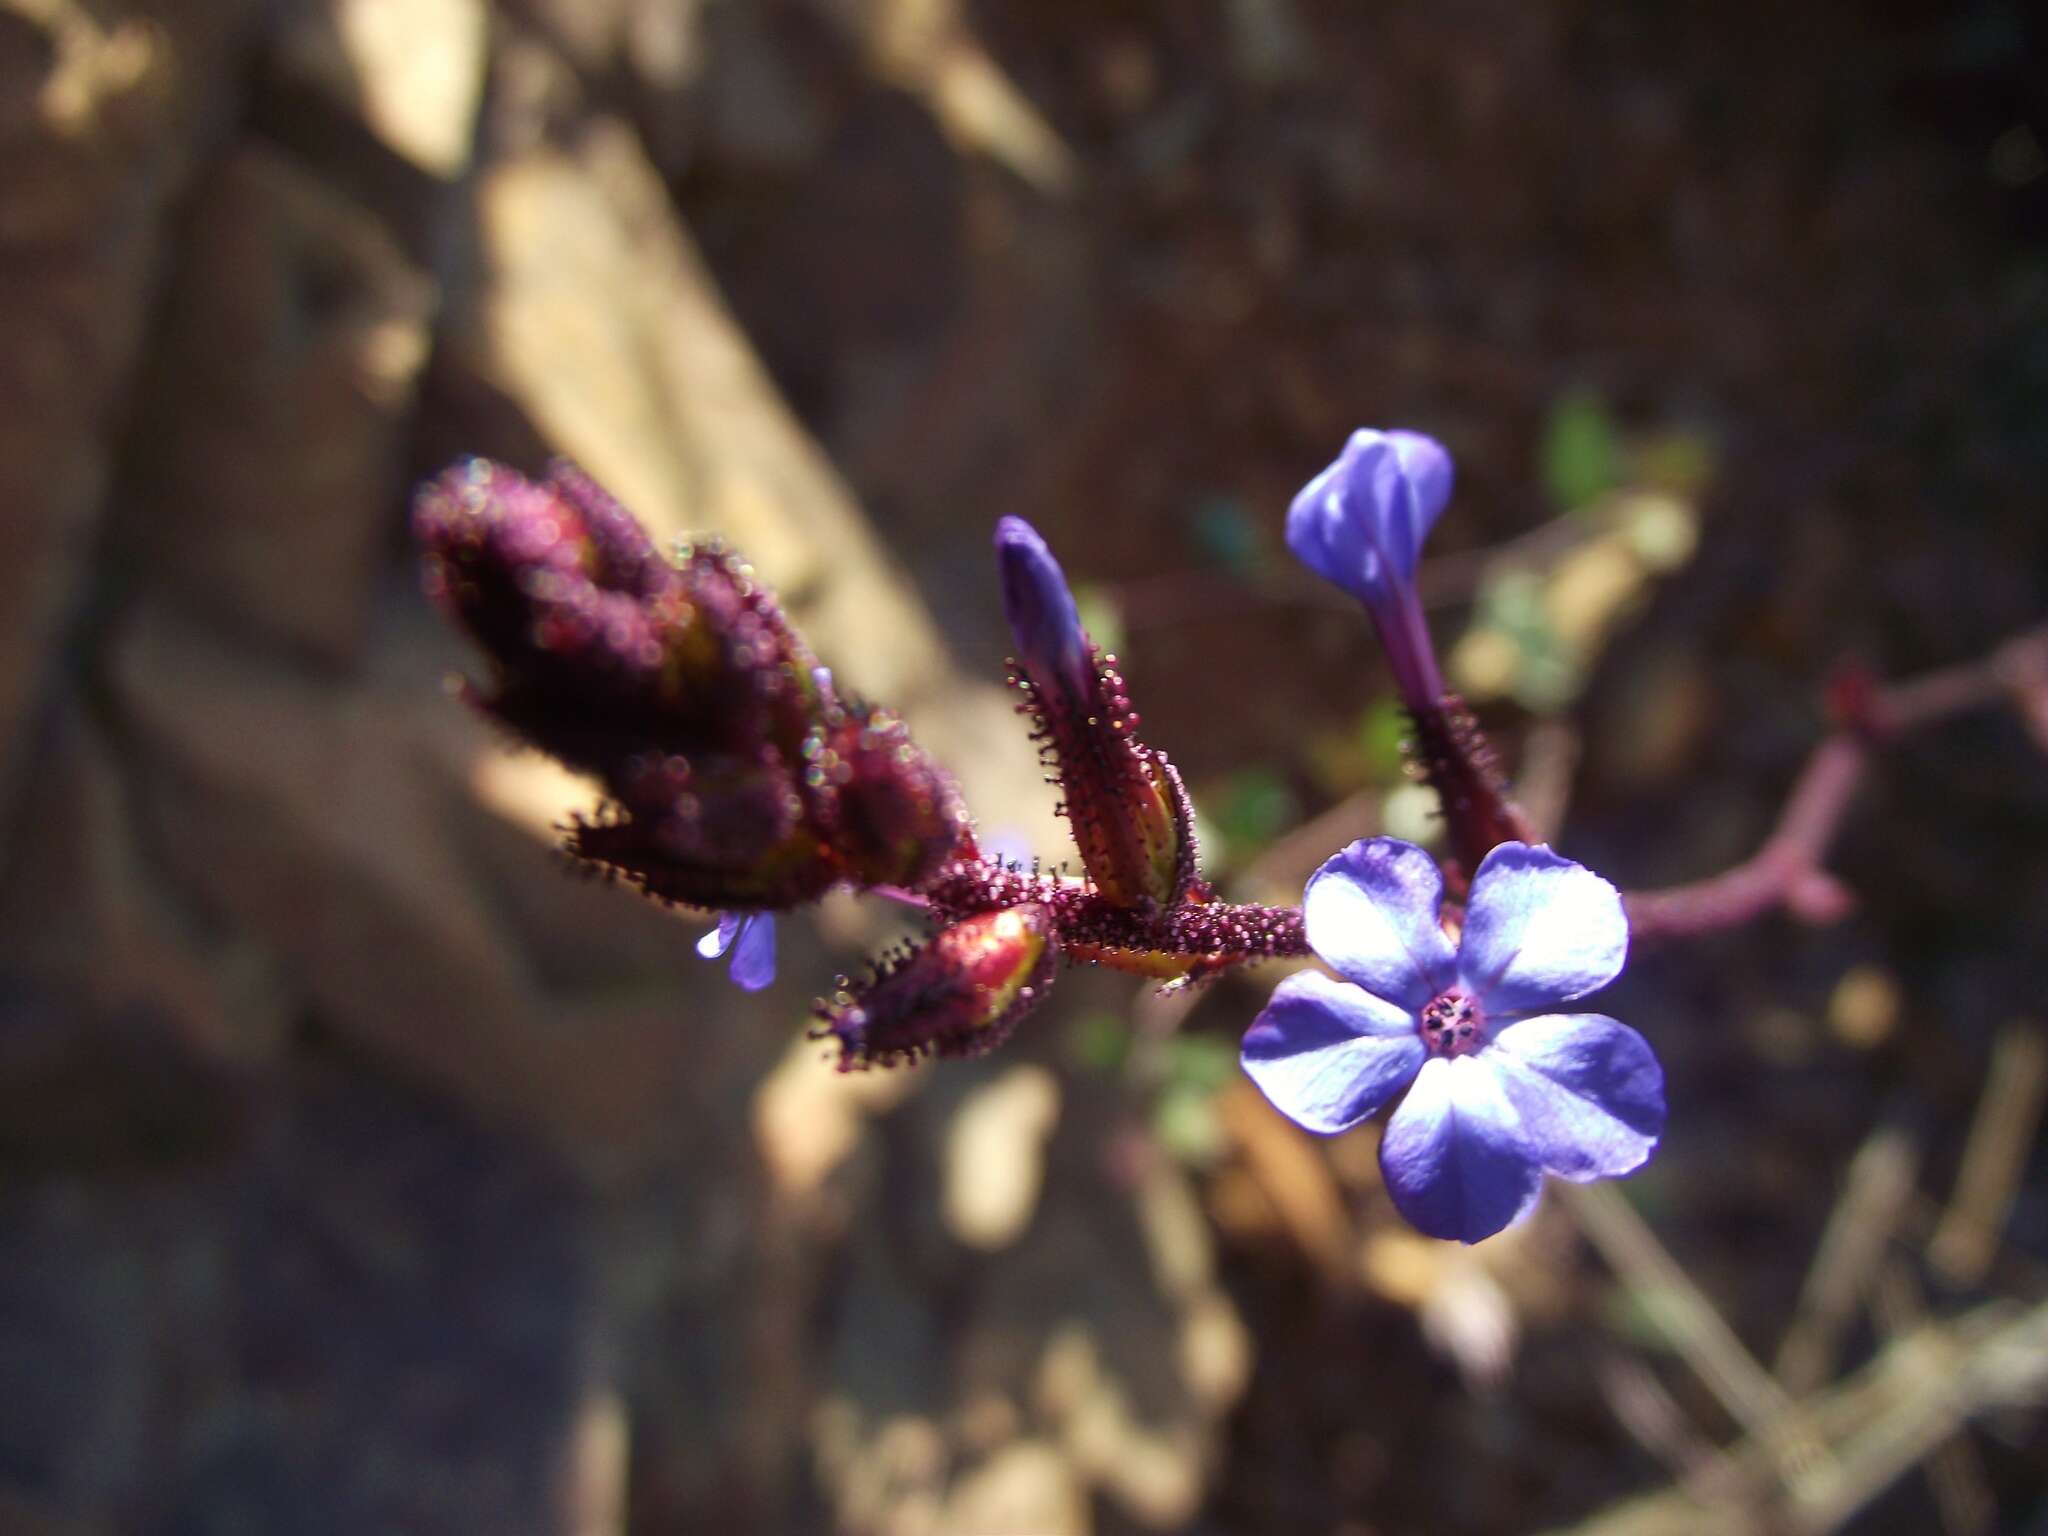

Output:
xmin=1286 ymin=429 xmax=1454 ymax=609
xmin=1485 ymin=1014 xmax=1663 ymax=1180
xmin=726 ymin=914 xmax=778 ymax=992
xmin=1303 ymin=837 xmax=1457 ymax=1009
xmin=1387 ymin=430 xmax=1453 ymax=542
xmin=1458 ymin=842 xmax=1627 ymax=1015
xmin=1286 ymin=433 xmax=1398 ymax=604
xmin=1241 ymin=971 xmax=1426 ymax=1135
xmin=696 ymin=912 xmax=742 ymax=961
xmin=1378 ymin=1056 xmax=1544 ymax=1244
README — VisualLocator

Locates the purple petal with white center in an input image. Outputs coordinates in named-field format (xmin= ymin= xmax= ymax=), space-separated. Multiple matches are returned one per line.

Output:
xmin=1303 ymin=837 xmax=1457 ymax=1009
xmin=1241 ymin=970 xmax=1427 ymax=1135
xmin=1457 ymin=842 xmax=1628 ymax=1016
xmin=1378 ymin=1055 xmax=1544 ymax=1244
xmin=1485 ymin=1014 xmax=1663 ymax=1180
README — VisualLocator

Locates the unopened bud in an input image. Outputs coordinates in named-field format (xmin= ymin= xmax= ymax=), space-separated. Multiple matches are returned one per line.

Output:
xmin=994 ymin=519 xmax=1195 ymax=910
xmin=814 ymin=905 xmax=1055 ymax=1069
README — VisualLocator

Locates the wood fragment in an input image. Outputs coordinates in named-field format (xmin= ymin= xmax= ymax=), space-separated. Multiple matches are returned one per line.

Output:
xmin=1929 ymin=1023 xmax=2048 ymax=1288
xmin=1545 ymin=1298 xmax=2048 ymax=1536
xmin=1773 ymin=1125 xmax=1919 ymax=1395
xmin=1869 ymin=1262 xmax=1995 ymax=1536
xmin=1564 ymin=1182 xmax=1830 ymax=1486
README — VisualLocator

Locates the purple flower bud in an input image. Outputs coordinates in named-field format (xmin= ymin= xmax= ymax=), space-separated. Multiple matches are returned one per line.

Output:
xmin=814 ymin=905 xmax=1056 ymax=1069
xmin=995 ymin=517 xmax=1092 ymax=699
xmin=544 ymin=459 xmax=673 ymax=600
xmin=415 ymin=459 xmax=836 ymax=777
xmin=993 ymin=518 xmax=1195 ymax=912
xmin=1286 ymin=430 xmax=1452 ymax=606
xmin=1286 ymin=429 xmax=1451 ymax=711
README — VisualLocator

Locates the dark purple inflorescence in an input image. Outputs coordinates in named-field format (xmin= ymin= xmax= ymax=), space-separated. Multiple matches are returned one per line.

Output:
xmin=414 ymin=457 xmax=971 ymax=919
xmin=416 ymin=459 xmax=1309 ymax=1071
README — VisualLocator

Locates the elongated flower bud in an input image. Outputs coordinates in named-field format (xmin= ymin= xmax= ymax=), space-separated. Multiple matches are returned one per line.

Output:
xmin=1283 ymin=430 xmax=1533 ymax=876
xmin=994 ymin=518 xmax=1195 ymax=911
xmin=814 ymin=905 xmax=1056 ymax=1069
xmin=1285 ymin=429 xmax=1450 ymax=712
xmin=997 ymin=516 xmax=1093 ymax=699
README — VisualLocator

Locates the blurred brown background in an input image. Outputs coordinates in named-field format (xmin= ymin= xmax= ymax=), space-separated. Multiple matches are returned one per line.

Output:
xmin=3 ymin=1 xmax=2046 ymax=1533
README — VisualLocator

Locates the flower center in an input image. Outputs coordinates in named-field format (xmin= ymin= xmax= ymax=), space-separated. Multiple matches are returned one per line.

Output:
xmin=1419 ymin=991 xmax=1485 ymax=1057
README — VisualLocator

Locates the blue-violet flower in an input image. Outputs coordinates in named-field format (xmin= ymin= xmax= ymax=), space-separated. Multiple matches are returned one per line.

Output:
xmin=698 ymin=912 xmax=777 ymax=991
xmin=1286 ymin=429 xmax=1452 ymax=711
xmin=1241 ymin=836 xmax=1663 ymax=1243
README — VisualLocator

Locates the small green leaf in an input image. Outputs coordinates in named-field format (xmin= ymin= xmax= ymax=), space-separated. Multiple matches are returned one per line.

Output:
xmin=1357 ymin=696 xmax=1410 ymax=781
xmin=1209 ymin=765 xmax=1298 ymax=859
xmin=1066 ymin=1010 xmax=1130 ymax=1074
xmin=1542 ymin=389 xmax=1624 ymax=512
xmin=1153 ymin=1082 xmax=1224 ymax=1165
xmin=1163 ymin=1033 xmax=1238 ymax=1092
xmin=1192 ymin=494 xmax=1260 ymax=575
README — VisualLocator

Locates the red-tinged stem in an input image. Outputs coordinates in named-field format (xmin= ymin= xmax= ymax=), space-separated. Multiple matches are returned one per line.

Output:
xmin=1624 ymin=622 xmax=2048 ymax=941
xmin=1406 ymin=697 xmax=1538 ymax=885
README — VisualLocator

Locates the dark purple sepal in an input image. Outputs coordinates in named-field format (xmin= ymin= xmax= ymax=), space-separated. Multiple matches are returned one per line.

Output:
xmin=1009 ymin=647 xmax=1197 ymax=912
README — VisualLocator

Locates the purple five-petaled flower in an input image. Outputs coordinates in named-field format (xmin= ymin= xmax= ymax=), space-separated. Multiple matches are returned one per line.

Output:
xmin=1286 ymin=429 xmax=1452 ymax=712
xmin=698 ymin=912 xmax=777 ymax=991
xmin=1241 ymin=837 xmax=1664 ymax=1243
